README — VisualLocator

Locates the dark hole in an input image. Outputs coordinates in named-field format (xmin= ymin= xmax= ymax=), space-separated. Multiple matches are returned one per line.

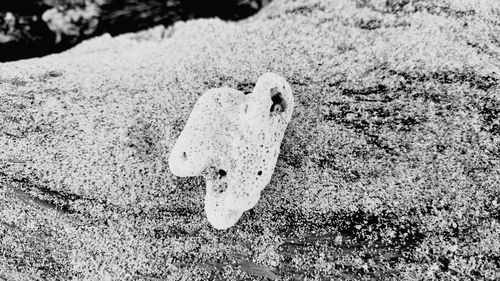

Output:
xmin=218 ymin=169 xmax=227 ymax=179
xmin=257 ymin=171 xmax=262 ymax=176
xmin=271 ymin=92 xmax=282 ymax=104
xmin=181 ymin=152 xmax=187 ymax=160
xmin=270 ymin=87 xmax=286 ymax=114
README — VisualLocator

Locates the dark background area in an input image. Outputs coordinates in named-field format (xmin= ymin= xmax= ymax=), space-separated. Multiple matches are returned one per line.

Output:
xmin=0 ymin=0 xmax=268 ymax=62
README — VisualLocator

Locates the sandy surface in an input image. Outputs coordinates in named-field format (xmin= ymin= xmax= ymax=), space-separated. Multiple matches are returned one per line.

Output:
xmin=1 ymin=0 xmax=500 ymax=280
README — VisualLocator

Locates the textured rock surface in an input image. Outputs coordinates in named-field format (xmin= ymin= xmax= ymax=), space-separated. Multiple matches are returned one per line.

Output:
xmin=169 ymin=73 xmax=294 ymax=229
xmin=1 ymin=0 xmax=500 ymax=280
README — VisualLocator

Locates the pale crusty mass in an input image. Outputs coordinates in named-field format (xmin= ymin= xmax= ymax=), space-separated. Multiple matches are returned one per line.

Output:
xmin=169 ymin=73 xmax=294 ymax=229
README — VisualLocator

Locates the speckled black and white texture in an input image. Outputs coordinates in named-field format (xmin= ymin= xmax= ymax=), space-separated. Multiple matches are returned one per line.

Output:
xmin=1 ymin=0 xmax=500 ymax=280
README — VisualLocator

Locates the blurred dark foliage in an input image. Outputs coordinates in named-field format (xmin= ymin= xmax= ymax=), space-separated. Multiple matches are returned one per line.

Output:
xmin=0 ymin=0 xmax=269 ymax=62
